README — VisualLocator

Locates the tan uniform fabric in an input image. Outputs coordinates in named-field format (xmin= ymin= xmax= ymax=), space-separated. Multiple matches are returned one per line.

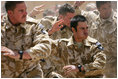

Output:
xmin=80 ymin=9 xmax=117 ymax=77
xmin=1 ymin=15 xmax=53 ymax=78
xmin=40 ymin=16 xmax=73 ymax=39
xmin=90 ymin=11 xmax=117 ymax=78
xmin=40 ymin=16 xmax=57 ymax=31
xmin=40 ymin=36 xmax=106 ymax=78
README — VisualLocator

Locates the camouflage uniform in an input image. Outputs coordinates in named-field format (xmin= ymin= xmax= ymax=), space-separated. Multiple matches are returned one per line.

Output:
xmin=1 ymin=15 xmax=54 ymax=78
xmin=89 ymin=11 xmax=117 ymax=78
xmin=79 ymin=9 xmax=117 ymax=78
xmin=40 ymin=16 xmax=73 ymax=40
xmin=40 ymin=36 xmax=106 ymax=78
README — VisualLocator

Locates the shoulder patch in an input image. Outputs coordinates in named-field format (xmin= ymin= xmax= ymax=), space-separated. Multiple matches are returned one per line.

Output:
xmin=96 ymin=42 xmax=104 ymax=50
xmin=38 ymin=23 xmax=47 ymax=34
xmin=38 ymin=23 xmax=44 ymax=29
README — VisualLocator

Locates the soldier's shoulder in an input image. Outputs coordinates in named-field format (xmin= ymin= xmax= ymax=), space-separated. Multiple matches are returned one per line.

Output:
xmin=1 ymin=14 xmax=8 ymax=30
xmin=1 ymin=14 xmax=7 ymax=24
xmin=93 ymin=10 xmax=99 ymax=15
xmin=40 ymin=17 xmax=52 ymax=25
xmin=58 ymin=38 xmax=71 ymax=46
xmin=113 ymin=11 xmax=117 ymax=20
xmin=41 ymin=16 xmax=57 ymax=24
xmin=26 ymin=16 xmax=40 ymax=24
xmin=86 ymin=36 xmax=104 ymax=50
xmin=86 ymin=36 xmax=98 ymax=43
xmin=44 ymin=16 xmax=57 ymax=21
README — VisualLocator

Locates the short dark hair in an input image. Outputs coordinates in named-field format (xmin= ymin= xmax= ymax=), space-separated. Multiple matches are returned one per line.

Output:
xmin=96 ymin=1 xmax=111 ymax=8
xmin=5 ymin=1 xmax=24 ymax=12
xmin=70 ymin=15 xmax=87 ymax=31
xmin=59 ymin=3 xmax=75 ymax=15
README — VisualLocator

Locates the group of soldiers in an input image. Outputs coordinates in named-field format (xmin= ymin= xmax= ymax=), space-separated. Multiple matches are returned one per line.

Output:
xmin=1 ymin=1 xmax=117 ymax=78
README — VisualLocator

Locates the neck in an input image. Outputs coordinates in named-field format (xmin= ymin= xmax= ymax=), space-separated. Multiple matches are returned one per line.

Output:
xmin=74 ymin=35 xmax=83 ymax=43
xmin=8 ymin=16 xmax=20 ymax=26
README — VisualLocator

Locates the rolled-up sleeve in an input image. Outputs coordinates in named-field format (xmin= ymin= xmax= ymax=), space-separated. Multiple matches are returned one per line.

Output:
xmin=25 ymin=23 xmax=57 ymax=60
xmin=84 ymin=50 xmax=106 ymax=71
xmin=83 ymin=49 xmax=106 ymax=77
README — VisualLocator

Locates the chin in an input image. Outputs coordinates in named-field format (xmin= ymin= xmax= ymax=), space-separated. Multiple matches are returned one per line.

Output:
xmin=84 ymin=36 xmax=88 ymax=39
xmin=103 ymin=16 xmax=110 ymax=19
xmin=22 ymin=19 xmax=26 ymax=23
xmin=20 ymin=21 xmax=26 ymax=24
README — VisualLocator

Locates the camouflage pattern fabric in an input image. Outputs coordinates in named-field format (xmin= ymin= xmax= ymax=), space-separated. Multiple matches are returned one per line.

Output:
xmin=40 ymin=36 xmax=106 ymax=78
xmin=1 ymin=15 xmax=54 ymax=78
xmin=40 ymin=16 xmax=73 ymax=40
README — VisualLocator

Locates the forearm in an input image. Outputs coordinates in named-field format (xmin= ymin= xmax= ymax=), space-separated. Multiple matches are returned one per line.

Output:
xmin=26 ymin=43 xmax=52 ymax=60
xmin=1 ymin=46 xmax=32 ymax=60
xmin=48 ymin=28 xmax=54 ymax=36
xmin=28 ymin=11 xmax=36 ymax=18
xmin=83 ymin=51 xmax=106 ymax=71
xmin=22 ymin=51 xmax=32 ymax=60
xmin=25 ymin=34 xmax=57 ymax=60
xmin=9 ymin=51 xmax=32 ymax=60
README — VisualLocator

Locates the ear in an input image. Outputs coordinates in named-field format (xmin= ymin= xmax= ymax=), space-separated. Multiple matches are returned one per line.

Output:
xmin=59 ymin=15 xmax=63 ymax=19
xmin=97 ymin=8 xmax=100 ymax=11
xmin=72 ymin=27 xmax=76 ymax=34
xmin=7 ymin=10 xmax=13 ymax=16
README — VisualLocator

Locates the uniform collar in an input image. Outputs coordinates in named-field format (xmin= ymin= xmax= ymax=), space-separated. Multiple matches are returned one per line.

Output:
xmin=84 ymin=36 xmax=97 ymax=46
xmin=2 ymin=15 xmax=35 ymax=30
xmin=67 ymin=36 xmax=97 ymax=47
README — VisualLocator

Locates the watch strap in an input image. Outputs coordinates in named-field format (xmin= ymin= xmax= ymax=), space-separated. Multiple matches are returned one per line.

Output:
xmin=18 ymin=51 xmax=23 ymax=59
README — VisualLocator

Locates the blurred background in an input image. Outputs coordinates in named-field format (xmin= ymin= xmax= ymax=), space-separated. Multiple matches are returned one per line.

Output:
xmin=1 ymin=1 xmax=117 ymax=19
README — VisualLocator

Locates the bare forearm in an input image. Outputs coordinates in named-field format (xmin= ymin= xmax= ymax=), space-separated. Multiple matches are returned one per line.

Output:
xmin=22 ymin=51 xmax=32 ymax=60
xmin=48 ymin=29 xmax=54 ymax=36
xmin=1 ymin=46 xmax=32 ymax=60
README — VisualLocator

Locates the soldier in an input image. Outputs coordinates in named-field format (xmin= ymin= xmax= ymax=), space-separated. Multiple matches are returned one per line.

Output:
xmin=1 ymin=1 xmax=54 ymax=78
xmin=86 ymin=3 xmax=97 ymax=11
xmin=94 ymin=1 xmax=117 ymax=78
xmin=39 ymin=15 xmax=106 ymax=78
xmin=40 ymin=3 xmax=75 ymax=39
xmin=74 ymin=1 xmax=117 ymax=78
xmin=43 ymin=9 xmax=55 ymax=17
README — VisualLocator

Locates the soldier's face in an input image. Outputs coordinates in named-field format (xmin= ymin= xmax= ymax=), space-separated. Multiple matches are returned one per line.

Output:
xmin=8 ymin=2 xmax=27 ymax=24
xmin=61 ymin=13 xmax=75 ymax=27
xmin=76 ymin=22 xmax=88 ymax=40
xmin=98 ymin=2 xmax=112 ymax=19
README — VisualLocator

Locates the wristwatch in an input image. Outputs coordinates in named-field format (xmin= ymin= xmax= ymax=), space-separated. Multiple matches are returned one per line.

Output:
xmin=77 ymin=65 xmax=82 ymax=72
xmin=18 ymin=51 xmax=24 ymax=59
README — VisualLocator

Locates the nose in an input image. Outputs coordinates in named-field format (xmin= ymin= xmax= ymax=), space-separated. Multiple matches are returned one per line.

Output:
xmin=84 ymin=28 xmax=88 ymax=32
xmin=84 ymin=29 xmax=88 ymax=35
xmin=24 ymin=11 xmax=27 ymax=16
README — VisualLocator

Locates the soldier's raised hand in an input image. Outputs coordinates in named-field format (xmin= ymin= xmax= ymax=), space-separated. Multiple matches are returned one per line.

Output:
xmin=48 ymin=19 xmax=64 ymax=35
xmin=29 ymin=4 xmax=45 ymax=17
